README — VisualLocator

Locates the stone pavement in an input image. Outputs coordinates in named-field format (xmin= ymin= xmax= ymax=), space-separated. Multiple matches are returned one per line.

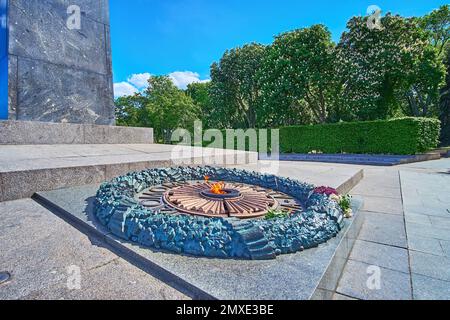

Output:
xmin=334 ymin=159 xmax=450 ymax=300
xmin=334 ymin=167 xmax=412 ymax=300
xmin=233 ymin=160 xmax=364 ymax=194
xmin=400 ymin=169 xmax=450 ymax=300
xmin=1 ymin=159 xmax=449 ymax=300
xmin=0 ymin=199 xmax=188 ymax=300
xmin=0 ymin=160 xmax=362 ymax=300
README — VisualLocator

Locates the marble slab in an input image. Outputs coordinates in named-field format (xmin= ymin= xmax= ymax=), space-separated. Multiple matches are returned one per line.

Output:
xmin=5 ymin=0 xmax=114 ymax=124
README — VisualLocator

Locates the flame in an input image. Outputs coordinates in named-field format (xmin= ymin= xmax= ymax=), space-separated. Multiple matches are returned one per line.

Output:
xmin=210 ymin=182 xmax=226 ymax=195
xmin=204 ymin=176 xmax=226 ymax=195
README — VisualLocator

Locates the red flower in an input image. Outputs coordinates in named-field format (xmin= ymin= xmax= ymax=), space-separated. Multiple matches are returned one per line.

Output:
xmin=314 ymin=186 xmax=338 ymax=196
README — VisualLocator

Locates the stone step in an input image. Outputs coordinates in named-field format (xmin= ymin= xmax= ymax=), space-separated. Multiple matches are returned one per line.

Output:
xmin=264 ymin=153 xmax=441 ymax=166
xmin=229 ymin=221 xmax=277 ymax=260
xmin=0 ymin=121 xmax=154 ymax=145
xmin=0 ymin=144 xmax=258 ymax=202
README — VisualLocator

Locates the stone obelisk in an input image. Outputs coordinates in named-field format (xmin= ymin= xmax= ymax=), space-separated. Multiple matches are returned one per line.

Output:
xmin=0 ymin=0 xmax=115 ymax=125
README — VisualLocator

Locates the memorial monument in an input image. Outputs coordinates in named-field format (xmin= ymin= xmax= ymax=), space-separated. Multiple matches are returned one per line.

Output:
xmin=0 ymin=0 xmax=155 ymax=145
xmin=1 ymin=0 xmax=114 ymax=124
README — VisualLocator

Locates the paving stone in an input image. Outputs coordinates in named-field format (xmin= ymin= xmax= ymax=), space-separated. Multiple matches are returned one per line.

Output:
xmin=404 ymin=205 xmax=450 ymax=218
xmin=0 ymin=199 xmax=188 ymax=300
xmin=399 ymin=159 xmax=450 ymax=171
xmin=358 ymin=211 xmax=407 ymax=248
xmin=231 ymin=161 xmax=363 ymax=194
xmin=406 ymin=222 xmax=450 ymax=241
xmin=351 ymin=182 xmax=401 ymax=199
xmin=408 ymin=236 xmax=444 ymax=256
xmin=361 ymin=170 xmax=400 ymax=186
xmin=349 ymin=240 xmax=409 ymax=273
xmin=332 ymin=293 xmax=357 ymax=300
xmin=409 ymin=251 xmax=450 ymax=282
xmin=336 ymin=260 xmax=412 ymax=300
xmin=412 ymin=273 xmax=450 ymax=300
xmin=19 ymin=258 xmax=188 ymax=300
xmin=405 ymin=213 xmax=432 ymax=226
xmin=429 ymin=216 xmax=450 ymax=230
xmin=401 ymin=171 xmax=450 ymax=219
xmin=361 ymin=196 xmax=403 ymax=215
xmin=440 ymin=240 xmax=450 ymax=257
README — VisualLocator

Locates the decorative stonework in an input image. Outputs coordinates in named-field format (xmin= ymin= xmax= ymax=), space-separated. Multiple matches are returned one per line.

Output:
xmin=94 ymin=167 xmax=345 ymax=260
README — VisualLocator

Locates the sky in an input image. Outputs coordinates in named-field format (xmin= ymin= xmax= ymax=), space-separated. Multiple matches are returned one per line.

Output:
xmin=110 ymin=0 xmax=449 ymax=97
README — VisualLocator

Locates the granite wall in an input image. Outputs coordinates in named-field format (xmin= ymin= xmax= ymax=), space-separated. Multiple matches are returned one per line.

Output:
xmin=0 ymin=0 xmax=115 ymax=125
xmin=0 ymin=0 xmax=8 ymax=119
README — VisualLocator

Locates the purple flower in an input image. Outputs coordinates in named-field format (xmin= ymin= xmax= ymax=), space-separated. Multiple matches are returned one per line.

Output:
xmin=314 ymin=186 xmax=339 ymax=196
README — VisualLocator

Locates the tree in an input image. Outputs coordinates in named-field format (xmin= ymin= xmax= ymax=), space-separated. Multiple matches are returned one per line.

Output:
xmin=337 ymin=14 xmax=445 ymax=120
xmin=259 ymin=25 xmax=340 ymax=126
xmin=115 ymin=94 xmax=149 ymax=127
xmin=186 ymin=82 xmax=213 ymax=128
xmin=115 ymin=76 xmax=200 ymax=143
xmin=418 ymin=5 xmax=450 ymax=145
xmin=209 ymin=43 xmax=266 ymax=128
xmin=419 ymin=5 xmax=450 ymax=59
xmin=440 ymin=47 xmax=450 ymax=145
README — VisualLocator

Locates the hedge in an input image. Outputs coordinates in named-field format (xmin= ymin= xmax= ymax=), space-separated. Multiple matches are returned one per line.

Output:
xmin=279 ymin=117 xmax=441 ymax=155
xmin=198 ymin=129 xmax=276 ymax=152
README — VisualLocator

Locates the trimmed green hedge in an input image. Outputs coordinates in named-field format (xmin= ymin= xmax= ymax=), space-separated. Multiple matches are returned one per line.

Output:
xmin=184 ymin=117 xmax=440 ymax=155
xmin=280 ymin=117 xmax=441 ymax=155
xmin=199 ymin=129 xmax=276 ymax=152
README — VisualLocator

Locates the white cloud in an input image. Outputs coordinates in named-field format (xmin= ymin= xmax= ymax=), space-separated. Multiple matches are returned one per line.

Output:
xmin=113 ymin=82 xmax=138 ymax=98
xmin=114 ymin=71 xmax=210 ymax=98
xmin=168 ymin=71 xmax=210 ymax=90
xmin=127 ymin=72 xmax=152 ymax=89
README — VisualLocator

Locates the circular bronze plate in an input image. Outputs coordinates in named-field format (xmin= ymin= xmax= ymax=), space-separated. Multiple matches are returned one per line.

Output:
xmin=137 ymin=181 xmax=303 ymax=219
xmin=163 ymin=182 xmax=277 ymax=218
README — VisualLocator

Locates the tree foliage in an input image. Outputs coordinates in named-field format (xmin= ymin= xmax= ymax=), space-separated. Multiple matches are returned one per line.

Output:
xmin=115 ymin=7 xmax=449 ymax=145
xmin=419 ymin=5 xmax=450 ymax=59
xmin=115 ymin=76 xmax=199 ymax=143
xmin=186 ymin=82 xmax=213 ymax=128
xmin=337 ymin=14 xmax=445 ymax=120
xmin=259 ymin=25 xmax=340 ymax=126
xmin=440 ymin=47 xmax=450 ymax=145
xmin=209 ymin=43 xmax=266 ymax=128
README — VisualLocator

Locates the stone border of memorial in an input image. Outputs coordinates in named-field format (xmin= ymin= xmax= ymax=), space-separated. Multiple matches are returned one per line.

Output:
xmin=94 ymin=166 xmax=346 ymax=260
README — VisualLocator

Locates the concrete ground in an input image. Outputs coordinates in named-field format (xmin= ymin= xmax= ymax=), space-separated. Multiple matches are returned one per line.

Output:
xmin=0 ymin=199 xmax=188 ymax=300
xmin=0 ymin=159 xmax=449 ymax=300
xmin=334 ymin=158 xmax=450 ymax=300
xmin=233 ymin=160 xmax=364 ymax=193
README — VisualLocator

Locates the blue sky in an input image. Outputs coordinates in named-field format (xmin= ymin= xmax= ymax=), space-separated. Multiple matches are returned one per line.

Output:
xmin=110 ymin=0 xmax=448 ymax=97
